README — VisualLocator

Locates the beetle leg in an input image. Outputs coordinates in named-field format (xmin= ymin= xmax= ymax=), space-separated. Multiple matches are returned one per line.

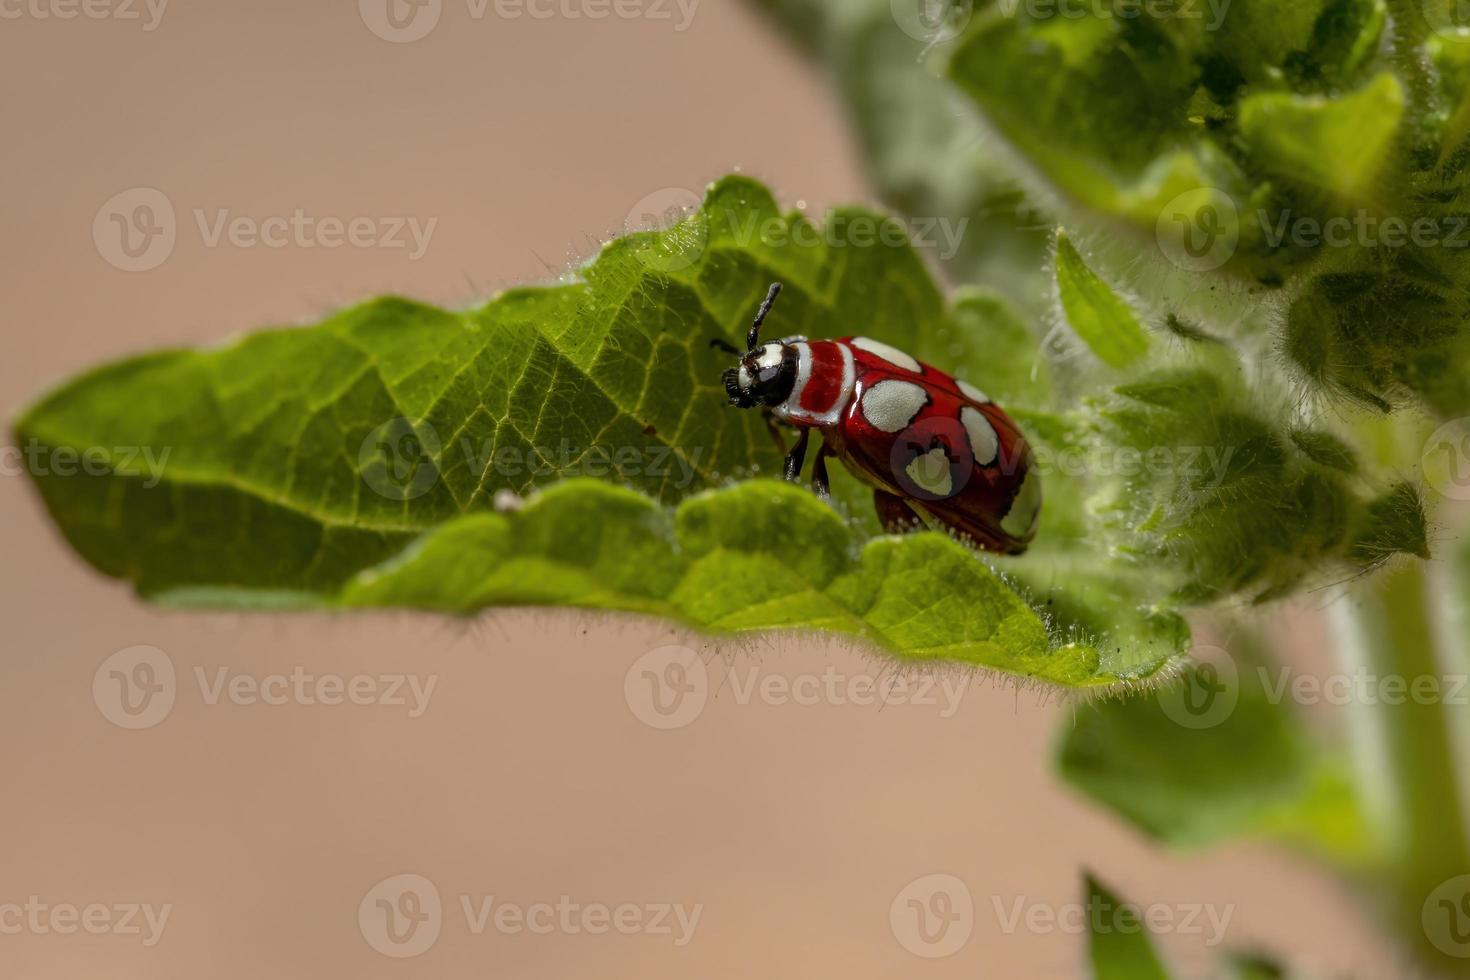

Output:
xmin=811 ymin=441 xmax=833 ymax=500
xmin=763 ymin=409 xmax=789 ymax=456
xmin=783 ymin=426 xmax=810 ymax=482
xmin=873 ymin=488 xmax=923 ymax=534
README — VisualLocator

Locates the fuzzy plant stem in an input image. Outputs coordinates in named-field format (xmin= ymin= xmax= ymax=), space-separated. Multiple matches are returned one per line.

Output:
xmin=1383 ymin=0 xmax=1435 ymax=116
xmin=1336 ymin=560 xmax=1470 ymax=976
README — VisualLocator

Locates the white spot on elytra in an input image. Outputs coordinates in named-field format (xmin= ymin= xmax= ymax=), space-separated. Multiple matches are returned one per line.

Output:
xmin=961 ymin=406 xmax=999 ymax=466
xmin=861 ymin=379 xmax=929 ymax=433
xmin=905 ymin=447 xmax=953 ymax=497
xmin=852 ymin=337 xmax=921 ymax=372
xmin=1001 ymin=467 xmax=1042 ymax=539
xmin=957 ymin=379 xmax=990 ymax=404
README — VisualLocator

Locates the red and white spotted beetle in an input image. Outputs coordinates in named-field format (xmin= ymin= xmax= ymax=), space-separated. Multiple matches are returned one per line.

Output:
xmin=715 ymin=283 xmax=1041 ymax=555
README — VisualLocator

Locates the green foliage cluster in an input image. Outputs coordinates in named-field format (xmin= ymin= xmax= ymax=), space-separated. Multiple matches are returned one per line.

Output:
xmin=751 ymin=1 xmax=1470 ymax=975
xmin=946 ymin=0 xmax=1470 ymax=413
xmin=1093 ymin=364 xmax=1427 ymax=602
xmin=948 ymin=0 xmax=1455 ymax=599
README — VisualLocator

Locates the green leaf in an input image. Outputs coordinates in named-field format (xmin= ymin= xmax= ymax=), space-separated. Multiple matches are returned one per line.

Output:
xmin=1081 ymin=873 xmax=1320 ymax=979
xmin=1223 ymin=953 xmax=1290 ymax=980
xmin=16 ymin=174 xmax=1187 ymax=689
xmin=1054 ymin=233 xmax=1150 ymax=369
xmin=337 ymin=478 xmax=1171 ymax=684
xmin=940 ymin=2 xmax=1470 ymax=417
xmin=1057 ymin=633 xmax=1379 ymax=867
xmin=947 ymin=10 xmax=1219 ymax=224
xmin=945 ymin=1 xmax=1391 ymax=256
xmin=1091 ymin=367 xmax=1428 ymax=602
xmin=1084 ymin=874 xmax=1172 ymax=980
xmin=1237 ymin=72 xmax=1405 ymax=203
xmin=1288 ymin=428 xmax=1359 ymax=473
xmin=1349 ymin=481 xmax=1430 ymax=563
xmin=1081 ymin=874 xmax=1312 ymax=979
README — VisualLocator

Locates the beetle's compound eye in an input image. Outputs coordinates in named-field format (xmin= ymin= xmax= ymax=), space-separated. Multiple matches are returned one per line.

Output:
xmin=738 ymin=344 xmax=798 ymax=407
xmin=753 ymin=343 xmax=785 ymax=383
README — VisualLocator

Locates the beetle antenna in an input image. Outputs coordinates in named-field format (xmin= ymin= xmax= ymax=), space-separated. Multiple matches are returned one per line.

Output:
xmin=746 ymin=282 xmax=783 ymax=351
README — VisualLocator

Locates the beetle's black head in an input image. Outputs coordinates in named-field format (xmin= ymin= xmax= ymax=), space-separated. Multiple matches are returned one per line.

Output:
xmin=723 ymin=343 xmax=798 ymax=409
xmin=717 ymin=282 xmax=796 ymax=409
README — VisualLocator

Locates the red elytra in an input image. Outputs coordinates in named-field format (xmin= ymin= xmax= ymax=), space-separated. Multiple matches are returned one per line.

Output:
xmin=720 ymin=284 xmax=1041 ymax=555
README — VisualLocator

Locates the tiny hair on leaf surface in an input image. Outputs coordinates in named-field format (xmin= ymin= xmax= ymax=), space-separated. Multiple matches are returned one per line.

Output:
xmin=340 ymin=478 xmax=1170 ymax=686
xmin=16 ymin=175 xmax=1186 ymax=690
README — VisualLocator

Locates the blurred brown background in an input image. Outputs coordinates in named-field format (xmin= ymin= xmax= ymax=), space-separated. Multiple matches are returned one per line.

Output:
xmin=0 ymin=1 xmax=1402 ymax=976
